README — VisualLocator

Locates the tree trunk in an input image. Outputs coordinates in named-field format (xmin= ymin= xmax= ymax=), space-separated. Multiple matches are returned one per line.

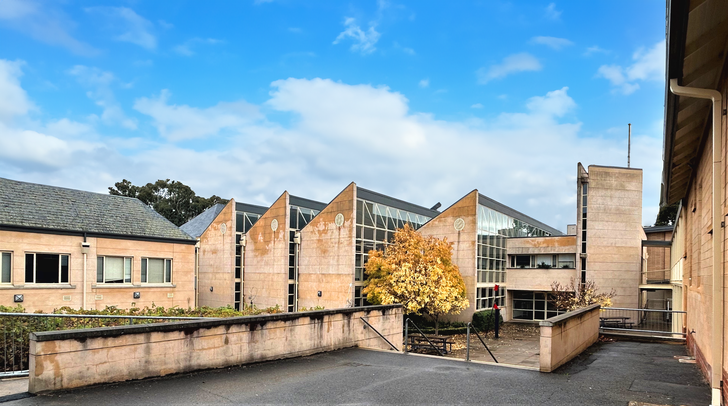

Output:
xmin=434 ymin=315 xmax=439 ymax=335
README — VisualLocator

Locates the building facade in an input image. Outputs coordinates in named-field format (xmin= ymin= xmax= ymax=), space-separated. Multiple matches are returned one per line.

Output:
xmin=418 ymin=190 xmax=562 ymax=322
xmin=0 ymin=177 xmax=197 ymax=312
xmin=661 ymin=0 xmax=728 ymax=402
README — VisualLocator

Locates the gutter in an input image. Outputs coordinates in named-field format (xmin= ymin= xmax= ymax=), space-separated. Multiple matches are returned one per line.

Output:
xmin=669 ymin=78 xmax=724 ymax=405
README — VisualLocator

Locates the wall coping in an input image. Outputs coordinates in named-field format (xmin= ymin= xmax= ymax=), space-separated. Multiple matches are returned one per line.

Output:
xmin=30 ymin=304 xmax=402 ymax=342
xmin=539 ymin=304 xmax=600 ymax=327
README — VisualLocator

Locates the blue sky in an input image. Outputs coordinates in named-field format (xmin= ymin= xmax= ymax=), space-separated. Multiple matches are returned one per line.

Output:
xmin=0 ymin=0 xmax=666 ymax=231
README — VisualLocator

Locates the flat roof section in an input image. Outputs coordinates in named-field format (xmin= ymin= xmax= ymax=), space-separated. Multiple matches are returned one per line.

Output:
xmin=643 ymin=225 xmax=674 ymax=234
xmin=357 ymin=187 xmax=440 ymax=218
xmin=478 ymin=194 xmax=562 ymax=236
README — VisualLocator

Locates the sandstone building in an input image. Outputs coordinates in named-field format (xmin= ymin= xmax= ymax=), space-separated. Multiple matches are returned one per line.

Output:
xmin=0 ymin=177 xmax=197 ymax=312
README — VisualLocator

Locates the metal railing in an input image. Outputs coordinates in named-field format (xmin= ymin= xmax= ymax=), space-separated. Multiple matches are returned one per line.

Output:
xmin=599 ymin=307 xmax=686 ymax=338
xmin=641 ymin=269 xmax=671 ymax=284
xmin=403 ymin=318 xmax=444 ymax=356
xmin=1 ymin=313 xmax=209 ymax=377
xmin=466 ymin=322 xmax=498 ymax=363
xmin=360 ymin=317 xmax=399 ymax=351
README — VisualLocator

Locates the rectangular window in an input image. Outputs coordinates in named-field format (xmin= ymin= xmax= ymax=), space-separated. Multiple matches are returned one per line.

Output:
xmin=25 ymin=253 xmax=69 ymax=284
xmin=141 ymin=258 xmax=172 ymax=284
xmin=557 ymin=254 xmax=575 ymax=269
xmin=1 ymin=252 xmax=10 ymax=283
xmin=515 ymin=255 xmax=531 ymax=268
xmin=96 ymin=256 xmax=132 ymax=284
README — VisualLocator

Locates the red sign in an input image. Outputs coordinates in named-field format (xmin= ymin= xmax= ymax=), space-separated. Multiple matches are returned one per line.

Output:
xmin=493 ymin=303 xmax=499 ymax=310
xmin=494 ymin=284 xmax=499 ymax=292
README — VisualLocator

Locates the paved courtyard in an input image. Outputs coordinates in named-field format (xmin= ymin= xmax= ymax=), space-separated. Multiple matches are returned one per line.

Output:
xmin=1 ymin=340 xmax=709 ymax=405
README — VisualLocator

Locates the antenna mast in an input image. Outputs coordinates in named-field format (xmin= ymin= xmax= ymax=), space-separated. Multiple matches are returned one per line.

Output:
xmin=627 ymin=123 xmax=631 ymax=168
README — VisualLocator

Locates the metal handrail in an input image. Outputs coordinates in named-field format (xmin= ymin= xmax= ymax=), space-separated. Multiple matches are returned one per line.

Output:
xmin=466 ymin=323 xmax=498 ymax=363
xmin=601 ymin=308 xmax=686 ymax=314
xmin=403 ymin=318 xmax=444 ymax=356
xmin=0 ymin=312 xmax=209 ymax=320
xmin=359 ymin=317 xmax=399 ymax=351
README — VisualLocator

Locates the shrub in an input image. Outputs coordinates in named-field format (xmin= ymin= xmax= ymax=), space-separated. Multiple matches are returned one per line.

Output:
xmin=472 ymin=309 xmax=503 ymax=334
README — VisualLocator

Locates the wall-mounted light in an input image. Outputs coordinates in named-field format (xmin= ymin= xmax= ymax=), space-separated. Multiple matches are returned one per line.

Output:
xmin=210 ymin=286 xmax=214 ymax=292
xmin=14 ymin=294 xmax=23 ymax=303
xmin=133 ymin=292 xmax=141 ymax=299
xmin=317 ymin=291 xmax=322 ymax=297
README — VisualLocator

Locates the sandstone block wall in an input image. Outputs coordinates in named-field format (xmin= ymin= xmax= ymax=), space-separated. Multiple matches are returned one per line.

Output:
xmin=418 ymin=191 xmax=478 ymax=322
xmin=244 ymin=192 xmax=289 ymax=310
xmin=197 ymin=200 xmax=235 ymax=308
xmin=28 ymin=305 xmax=403 ymax=393
xmin=539 ymin=304 xmax=600 ymax=373
xmin=298 ymin=183 xmax=356 ymax=310
xmin=0 ymin=230 xmax=195 ymax=312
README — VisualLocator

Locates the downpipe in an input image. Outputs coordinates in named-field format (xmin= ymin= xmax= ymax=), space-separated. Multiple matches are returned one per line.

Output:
xmin=670 ymin=78 xmax=724 ymax=405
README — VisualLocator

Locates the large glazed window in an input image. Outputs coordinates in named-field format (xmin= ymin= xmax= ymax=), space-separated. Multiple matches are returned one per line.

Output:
xmin=141 ymin=258 xmax=172 ymax=284
xmin=1 ymin=252 xmax=11 ymax=283
xmin=96 ymin=256 xmax=132 ymax=284
xmin=354 ymin=199 xmax=431 ymax=283
xmin=476 ymin=205 xmax=552 ymax=310
xmin=235 ymin=211 xmax=261 ymax=311
xmin=288 ymin=205 xmax=321 ymax=312
xmin=25 ymin=253 xmax=69 ymax=284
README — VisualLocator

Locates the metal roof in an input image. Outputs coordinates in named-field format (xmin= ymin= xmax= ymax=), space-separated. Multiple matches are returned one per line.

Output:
xmin=289 ymin=195 xmax=328 ymax=212
xmin=0 ymin=177 xmax=195 ymax=243
xmin=235 ymin=202 xmax=269 ymax=215
xmin=180 ymin=203 xmax=226 ymax=239
xmin=662 ymin=0 xmax=728 ymax=205
xmin=478 ymin=193 xmax=563 ymax=236
xmin=356 ymin=187 xmax=440 ymax=218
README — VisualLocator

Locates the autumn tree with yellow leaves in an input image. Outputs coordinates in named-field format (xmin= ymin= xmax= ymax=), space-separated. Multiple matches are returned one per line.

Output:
xmin=363 ymin=224 xmax=469 ymax=334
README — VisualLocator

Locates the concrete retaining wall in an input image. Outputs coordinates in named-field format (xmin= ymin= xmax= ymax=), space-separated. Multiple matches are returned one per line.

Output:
xmin=539 ymin=304 xmax=600 ymax=372
xmin=29 ymin=305 xmax=403 ymax=393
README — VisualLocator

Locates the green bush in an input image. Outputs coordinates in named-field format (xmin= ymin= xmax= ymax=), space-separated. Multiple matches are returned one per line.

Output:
xmin=472 ymin=309 xmax=503 ymax=334
xmin=0 ymin=303 xmax=282 ymax=371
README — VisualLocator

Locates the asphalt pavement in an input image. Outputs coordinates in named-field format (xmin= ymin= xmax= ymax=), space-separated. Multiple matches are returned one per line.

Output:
xmin=5 ymin=340 xmax=709 ymax=405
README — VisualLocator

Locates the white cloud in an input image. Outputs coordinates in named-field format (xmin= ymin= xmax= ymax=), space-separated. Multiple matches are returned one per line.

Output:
xmin=333 ymin=17 xmax=381 ymax=55
xmin=477 ymin=53 xmax=542 ymax=84
xmin=0 ymin=0 xmax=98 ymax=56
xmin=584 ymin=45 xmax=609 ymax=56
xmin=86 ymin=7 xmax=156 ymax=50
xmin=545 ymin=3 xmax=562 ymax=20
xmin=418 ymin=79 xmax=429 ymax=88
xmin=0 ymin=60 xmax=34 ymax=122
xmin=525 ymin=87 xmax=575 ymax=117
xmin=597 ymin=40 xmax=665 ymax=95
xmin=0 ymin=64 xmax=664 ymax=233
xmin=471 ymin=103 xmax=483 ymax=109
xmin=67 ymin=65 xmax=138 ymax=130
xmin=173 ymin=38 xmax=224 ymax=57
xmin=133 ymin=90 xmax=263 ymax=141
xmin=531 ymin=36 xmax=573 ymax=50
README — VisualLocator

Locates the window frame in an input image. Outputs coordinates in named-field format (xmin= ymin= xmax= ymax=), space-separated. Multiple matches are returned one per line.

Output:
xmin=24 ymin=252 xmax=70 ymax=284
xmin=140 ymin=257 xmax=173 ymax=284
xmin=1 ymin=251 xmax=12 ymax=284
xmin=96 ymin=256 xmax=133 ymax=284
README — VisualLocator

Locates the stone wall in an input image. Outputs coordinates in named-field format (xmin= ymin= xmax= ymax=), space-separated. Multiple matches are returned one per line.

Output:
xmin=0 ymin=230 xmax=195 ymax=312
xmin=28 ymin=305 xmax=403 ymax=393
xmin=197 ymin=200 xmax=235 ymax=308
xmin=539 ymin=304 xmax=600 ymax=373
xmin=417 ymin=190 xmax=478 ymax=322
xmin=298 ymin=183 xmax=356 ymax=310
xmin=244 ymin=192 xmax=290 ymax=310
xmin=581 ymin=166 xmax=643 ymax=308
